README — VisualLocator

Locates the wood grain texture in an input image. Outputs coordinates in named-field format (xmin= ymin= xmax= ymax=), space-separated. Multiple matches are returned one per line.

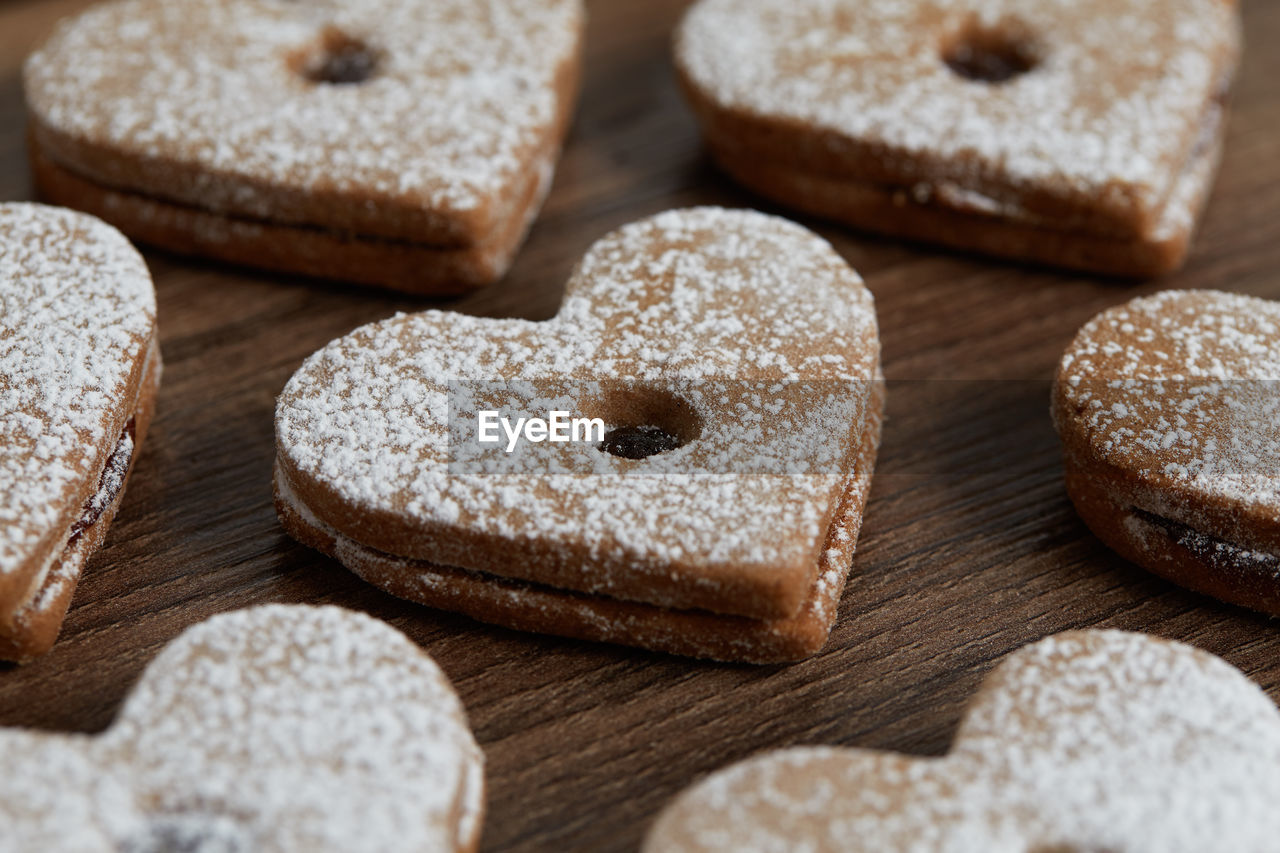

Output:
xmin=2 ymin=0 xmax=1280 ymax=850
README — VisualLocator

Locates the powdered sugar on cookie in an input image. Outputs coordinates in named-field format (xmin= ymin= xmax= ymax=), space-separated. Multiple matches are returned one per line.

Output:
xmin=276 ymin=207 xmax=880 ymax=619
xmin=24 ymin=0 xmax=582 ymax=239
xmin=274 ymin=382 xmax=881 ymax=662
xmin=1056 ymin=290 xmax=1280 ymax=525
xmin=0 ymin=203 xmax=154 ymax=582
xmin=0 ymin=604 xmax=484 ymax=853
xmin=646 ymin=630 xmax=1280 ymax=852
xmin=677 ymin=0 xmax=1238 ymax=229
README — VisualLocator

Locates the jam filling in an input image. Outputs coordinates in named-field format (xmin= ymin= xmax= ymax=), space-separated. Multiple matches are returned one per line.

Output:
xmin=1132 ymin=508 xmax=1280 ymax=573
xmin=67 ymin=418 xmax=136 ymax=549
xmin=119 ymin=813 xmax=251 ymax=853
xmin=942 ymin=21 xmax=1039 ymax=84
xmin=599 ymin=425 xmax=682 ymax=460
xmin=300 ymin=29 xmax=380 ymax=85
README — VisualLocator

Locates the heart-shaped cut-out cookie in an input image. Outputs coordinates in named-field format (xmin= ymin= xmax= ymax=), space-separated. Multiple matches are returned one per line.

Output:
xmin=1053 ymin=289 xmax=1280 ymax=614
xmin=0 ymin=202 xmax=159 ymax=662
xmin=675 ymin=0 xmax=1240 ymax=276
xmin=24 ymin=0 xmax=583 ymax=293
xmin=0 ymin=604 xmax=484 ymax=852
xmin=645 ymin=630 xmax=1280 ymax=851
xmin=275 ymin=207 xmax=882 ymax=662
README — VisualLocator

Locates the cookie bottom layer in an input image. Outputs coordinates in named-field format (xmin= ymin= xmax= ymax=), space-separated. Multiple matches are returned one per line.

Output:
xmin=275 ymin=386 xmax=883 ymax=664
xmin=705 ymin=104 xmax=1224 ymax=278
xmin=29 ymin=143 xmax=554 ymax=296
xmin=0 ymin=342 xmax=161 ymax=662
xmin=1064 ymin=458 xmax=1280 ymax=616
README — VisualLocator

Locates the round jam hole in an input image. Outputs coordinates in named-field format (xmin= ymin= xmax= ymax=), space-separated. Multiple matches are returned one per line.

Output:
xmin=600 ymin=425 xmax=683 ymax=460
xmin=943 ymin=25 xmax=1038 ymax=83
xmin=300 ymin=30 xmax=380 ymax=85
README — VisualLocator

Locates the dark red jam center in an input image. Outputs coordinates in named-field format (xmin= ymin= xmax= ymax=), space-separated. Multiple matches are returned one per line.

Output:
xmin=67 ymin=417 xmax=135 ymax=548
xmin=599 ymin=425 xmax=682 ymax=460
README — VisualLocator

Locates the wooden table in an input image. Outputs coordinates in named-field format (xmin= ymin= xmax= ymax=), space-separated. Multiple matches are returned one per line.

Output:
xmin=2 ymin=1 xmax=1279 ymax=850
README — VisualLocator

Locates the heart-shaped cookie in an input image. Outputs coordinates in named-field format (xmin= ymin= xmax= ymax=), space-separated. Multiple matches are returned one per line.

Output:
xmin=675 ymin=0 xmax=1240 ymax=276
xmin=275 ymin=207 xmax=883 ymax=662
xmin=24 ymin=0 xmax=583 ymax=293
xmin=645 ymin=630 xmax=1280 ymax=851
xmin=0 ymin=202 xmax=159 ymax=662
xmin=0 ymin=604 xmax=484 ymax=852
xmin=1053 ymin=289 xmax=1280 ymax=613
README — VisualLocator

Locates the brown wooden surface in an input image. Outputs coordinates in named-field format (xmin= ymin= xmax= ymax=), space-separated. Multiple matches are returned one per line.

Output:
xmin=2 ymin=1 xmax=1280 ymax=850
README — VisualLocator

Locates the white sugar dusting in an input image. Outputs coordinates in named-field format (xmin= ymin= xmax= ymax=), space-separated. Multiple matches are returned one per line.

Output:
xmin=276 ymin=208 xmax=880 ymax=611
xmin=274 ymin=413 xmax=878 ymax=662
xmin=0 ymin=605 xmax=484 ymax=852
xmin=24 ymin=0 xmax=582 ymax=235
xmin=646 ymin=631 xmax=1280 ymax=851
xmin=0 ymin=203 xmax=154 ymax=582
xmin=676 ymin=0 xmax=1238 ymax=228
xmin=1056 ymin=290 xmax=1280 ymax=530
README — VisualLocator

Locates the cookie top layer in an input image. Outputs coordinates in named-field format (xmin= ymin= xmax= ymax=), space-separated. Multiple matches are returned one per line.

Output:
xmin=0 ymin=203 xmax=155 ymax=602
xmin=646 ymin=630 xmax=1280 ymax=852
xmin=676 ymin=0 xmax=1239 ymax=233
xmin=275 ymin=207 xmax=880 ymax=619
xmin=1054 ymin=290 xmax=1280 ymax=547
xmin=0 ymin=604 xmax=484 ymax=852
xmin=24 ymin=0 xmax=583 ymax=243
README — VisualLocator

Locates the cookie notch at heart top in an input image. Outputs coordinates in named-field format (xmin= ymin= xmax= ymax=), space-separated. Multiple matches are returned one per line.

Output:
xmin=24 ymin=0 xmax=584 ymax=294
xmin=675 ymin=0 xmax=1240 ymax=276
xmin=0 ymin=202 xmax=160 ymax=662
xmin=0 ymin=604 xmax=484 ymax=853
xmin=645 ymin=630 xmax=1280 ymax=852
xmin=274 ymin=207 xmax=883 ymax=663
xmin=1053 ymin=289 xmax=1280 ymax=614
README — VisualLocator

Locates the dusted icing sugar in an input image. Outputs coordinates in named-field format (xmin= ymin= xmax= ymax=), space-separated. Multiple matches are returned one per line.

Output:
xmin=676 ymin=0 xmax=1238 ymax=231
xmin=0 ymin=605 xmax=484 ymax=853
xmin=275 ymin=208 xmax=881 ymax=616
xmin=1056 ymin=290 xmax=1280 ymax=529
xmin=24 ymin=0 xmax=583 ymax=240
xmin=0 ymin=203 xmax=155 ymax=587
xmin=646 ymin=630 xmax=1280 ymax=851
